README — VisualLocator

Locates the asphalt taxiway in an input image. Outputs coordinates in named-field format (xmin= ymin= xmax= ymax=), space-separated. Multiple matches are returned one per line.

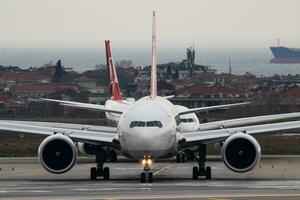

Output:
xmin=1 ymin=156 xmax=300 ymax=199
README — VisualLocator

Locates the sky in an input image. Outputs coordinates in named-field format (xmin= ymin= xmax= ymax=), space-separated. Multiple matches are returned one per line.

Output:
xmin=0 ymin=0 xmax=300 ymax=48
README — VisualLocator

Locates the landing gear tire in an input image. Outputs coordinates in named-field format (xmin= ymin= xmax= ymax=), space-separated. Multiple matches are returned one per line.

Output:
xmin=192 ymin=166 xmax=212 ymax=180
xmin=140 ymin=172 xmax=153 ymax=183
xmin=205 ymin=166 xmax=211 ymax=180
xmin=90 ymin=167 xmax=97 ymax=180
xmin=148 ymin=172 xmax=153 ymax=183
xmin=176 ymin=153 xmax=186 ymax=163
xmin=141 ymin=172 xmax=146 ymax=183
xmin=192 ymin=167 xmax=198 ymax=179
xmin=103 ymin=167 xmax=110 ymax=180
xmin=181 ymin=154 xmax=186 ymax=163
xmin=176 ymin=154 xmax=181 ymax=163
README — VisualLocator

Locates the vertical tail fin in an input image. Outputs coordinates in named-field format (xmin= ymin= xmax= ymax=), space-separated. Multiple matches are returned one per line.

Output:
xmin=150 ymin=11 xmax=157 ymax=97
xmin=105 ymin=40 xmax=122 ymax=101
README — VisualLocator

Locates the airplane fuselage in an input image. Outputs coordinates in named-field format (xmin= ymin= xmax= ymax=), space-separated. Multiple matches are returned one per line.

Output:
xmin=118 ymin=96 xmax=179 ymax=159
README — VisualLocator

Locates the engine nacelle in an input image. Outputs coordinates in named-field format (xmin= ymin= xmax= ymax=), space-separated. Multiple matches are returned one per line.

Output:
xmin=77 ymin=142 xmax=97 ymax=156
xmin=38 ymin=134 xmax=77 ymax=174
xmin=221 ymin=133 xmax=261 ymax=173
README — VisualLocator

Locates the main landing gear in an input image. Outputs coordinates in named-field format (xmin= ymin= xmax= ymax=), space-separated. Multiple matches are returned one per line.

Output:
xmin=176 ymin=151 xmax=186 ymax=163
xmin=90 ymin=148 xmax=110 ymax=180
xmin=176 ymin=150 xmax=195 ymax=163
xmin=192 ymin=144 xmax=212 ymax=180
xmin=140 ymin=156 xmax=153 ymax=183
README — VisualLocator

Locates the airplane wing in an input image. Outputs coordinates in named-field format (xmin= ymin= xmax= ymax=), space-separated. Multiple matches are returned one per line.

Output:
xmin=0 ymin=120 xmax=117 ymax=133
xmin=163 ymin=95 xmax=174 ymax=99
xmin=199 ymin=112 xmax=300 ymax=131
xmin=179 ymin=120 xmax=300 ymax=149
xmin=0 ymin=121 xmax=119 ymax=148
xmin=178 ymin=102 xmax=250 ymax=115
xmin=41 ymin=98 xmax=123 ymax=114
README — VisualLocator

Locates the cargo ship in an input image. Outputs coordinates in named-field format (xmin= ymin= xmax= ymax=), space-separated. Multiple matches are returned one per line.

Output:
xmin=270 ymin=46 xmax=300 ymax=64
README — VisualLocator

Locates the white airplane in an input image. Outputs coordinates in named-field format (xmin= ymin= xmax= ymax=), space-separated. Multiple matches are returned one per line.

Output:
xmin=2 ymin=11 xmax=300 ymax=183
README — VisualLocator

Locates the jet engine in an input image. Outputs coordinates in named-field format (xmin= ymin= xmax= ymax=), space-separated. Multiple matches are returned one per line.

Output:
xmin=77 ymin=142 xmax=97 ymax=156
xmin=38 ymin=134 xmax=77 ymax=174
xmin=221 ymin=133 xmax=261 ymax=173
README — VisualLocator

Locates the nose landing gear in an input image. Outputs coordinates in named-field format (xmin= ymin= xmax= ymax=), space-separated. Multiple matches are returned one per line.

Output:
xmin=140 ymin=156 xmax=153 ymax=183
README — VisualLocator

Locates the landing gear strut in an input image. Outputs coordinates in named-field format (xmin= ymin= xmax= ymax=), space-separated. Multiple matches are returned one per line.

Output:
xmin=107 ymin=150 xmax=117 ymax=162
xmin=176 ymin=151 xmax=186 ymax=163
xmin=90 ymin=148 xmax=110 ymax=180
xmin=140 ymin=156 xmax=153 ymax=183
xmin=192 ymin=144 xmax=211 ymax=180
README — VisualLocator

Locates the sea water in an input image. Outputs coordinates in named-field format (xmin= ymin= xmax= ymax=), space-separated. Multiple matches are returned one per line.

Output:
xmin=0 ymin=48 xmax=300 ymax=76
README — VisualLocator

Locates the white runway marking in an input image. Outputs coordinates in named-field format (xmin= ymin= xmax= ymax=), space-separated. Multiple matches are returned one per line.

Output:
xmin=153 ymin=164 xmax=175 ymax=175
xmin=75 ymin=193 xmax=300 ymax=200
xmin=115 ymin=168 xmax=141 ymax=170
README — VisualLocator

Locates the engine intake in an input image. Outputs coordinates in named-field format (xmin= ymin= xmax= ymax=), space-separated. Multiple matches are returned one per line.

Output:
xmin=221 ymin=133 xmax=261 ymax=173
xmin=38 ymin=134 xmax=77 ymax=174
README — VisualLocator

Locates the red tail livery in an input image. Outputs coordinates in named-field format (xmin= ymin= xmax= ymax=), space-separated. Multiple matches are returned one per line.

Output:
xmin=105 ymin=40 xmax=122 ymax=101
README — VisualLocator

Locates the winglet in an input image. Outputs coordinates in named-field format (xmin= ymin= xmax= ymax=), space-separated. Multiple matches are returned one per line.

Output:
xmin=150 ymin=11 xmax=157 ymax=97
xmin=105 ymin=40 xmax=123 ymax=101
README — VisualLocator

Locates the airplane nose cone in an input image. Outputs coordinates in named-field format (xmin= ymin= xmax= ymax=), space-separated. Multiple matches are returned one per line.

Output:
xmin=120 ymin=128 xmax=175 ymax=159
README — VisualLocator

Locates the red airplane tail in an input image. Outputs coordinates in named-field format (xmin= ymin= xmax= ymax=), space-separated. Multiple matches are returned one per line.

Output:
xmin=105 ymin=40 xmax=122 ymax=101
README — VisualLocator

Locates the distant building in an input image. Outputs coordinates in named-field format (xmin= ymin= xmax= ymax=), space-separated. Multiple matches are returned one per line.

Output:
xmin=135 ymin=70 xmax=150 ymax=82
xmin=74 ymin=76 xmax=98 ymax=90
xmin=0 ymin=84 xmax=7 ymax=92
xmin=178 ymin=70 xmax=190 ymax=79
xmin=11 ymin=83 xmax=80 ymax=98
xmin=175 ymin=84 xmax=243 ymax=99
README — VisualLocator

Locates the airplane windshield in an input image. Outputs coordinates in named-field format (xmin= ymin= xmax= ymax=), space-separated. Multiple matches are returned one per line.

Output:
xmin=146 ymin=121 xmax=155 ymax=127
xmin=188 ymin=118 xmax=194 ymax=122
xmin=130 ymin=121 xmax=162 ymax=128
xmin=137 ymin=121 xmax=146 ymax=127
xmin=181 ymin=118 xmax=188 ymax=123
xmin=180 ymin=118 xmax=195 ymax=123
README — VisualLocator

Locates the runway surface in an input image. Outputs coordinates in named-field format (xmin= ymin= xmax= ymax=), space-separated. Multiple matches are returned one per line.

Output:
xmin=1 ymin=156 xmax=300 ymax=199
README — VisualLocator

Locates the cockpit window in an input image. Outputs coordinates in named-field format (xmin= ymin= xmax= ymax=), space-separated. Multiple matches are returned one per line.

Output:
xmin=137 ymin=121 xmax=146 ymax=127
xmin=180 ymin=118 xmax=188 ymax=123
xmin=180 ymin=118 xmax=195 ymax=123
xmin=154 ymin=121 xmax=162 ymax=128
xmin=146 ymin=121 xmax=155 ymax=127
xmin=130 ymin=121 xmax=162 ymax=128
xmin=130 ymin=121 xmax=137 ymax=128
xmin=188 ymin=118 xmax=194 ymax=122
